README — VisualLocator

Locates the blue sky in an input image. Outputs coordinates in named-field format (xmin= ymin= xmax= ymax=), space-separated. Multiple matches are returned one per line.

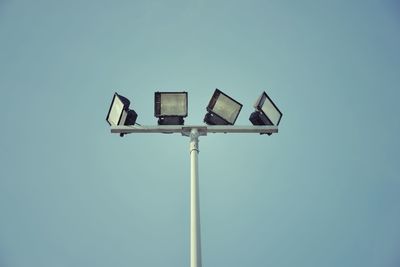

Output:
xmin=1 ymin=0 xmax=400 ymax=266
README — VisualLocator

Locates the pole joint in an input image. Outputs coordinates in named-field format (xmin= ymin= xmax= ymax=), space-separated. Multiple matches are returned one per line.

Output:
xmin=190 ymin=128 xmax=200 ymax=154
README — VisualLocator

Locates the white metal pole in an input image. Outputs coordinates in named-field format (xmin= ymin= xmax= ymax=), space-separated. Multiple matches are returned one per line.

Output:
xmin=109 ymin=124 xmax=279 ymax=267
xmin=190 ymin=128 xmax=202 ymax=267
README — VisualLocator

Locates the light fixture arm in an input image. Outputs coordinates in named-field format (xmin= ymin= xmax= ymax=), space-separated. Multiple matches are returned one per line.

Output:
xmin=111 ymin=125 xmax=278 ymax=135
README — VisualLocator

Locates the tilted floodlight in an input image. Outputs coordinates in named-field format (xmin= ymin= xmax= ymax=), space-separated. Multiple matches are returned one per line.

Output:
xmin=154 ymin=91 xmax=188 ymax=125
xmin=106 ymin=92 xmax=138 ymax=126
xmin=203 ymin=89 xmax=243 ymax=125
xmin=249 ymin=91 xmax=282 ymax=134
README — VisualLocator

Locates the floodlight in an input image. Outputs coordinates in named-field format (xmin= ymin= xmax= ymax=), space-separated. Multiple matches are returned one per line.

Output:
xmin=106 ymin=93 xmax=138 ymax=126
xmin=204 ymin=89 xmax=243 ymax=125
xmin=249 ymin=91 xmax=282 ymax=134
xmin=154 ymin=91 xmax=188 ymax=125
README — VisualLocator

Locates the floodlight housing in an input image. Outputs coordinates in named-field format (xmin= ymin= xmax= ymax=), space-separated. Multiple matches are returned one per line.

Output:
xmin=204 ymin=89 xmax=243 ymax=125
xmin=249 ymin=91 xmax=282 ymax=135
xmin=154 ymin=91 xmax=188 ymax=125
xmin=106 ymin=93 xmax=138 ymax=126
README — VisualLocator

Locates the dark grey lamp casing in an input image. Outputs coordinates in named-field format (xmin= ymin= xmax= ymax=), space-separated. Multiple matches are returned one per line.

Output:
xmin=249 ymin=91 xmax=282 ymax=135
xmin=154 ymin=91 xmax=188 ymax=125
xmin=106 ymin=92 xmax=138 ymax=126
xmin=204 ymin=89 xmax=243 ymax=125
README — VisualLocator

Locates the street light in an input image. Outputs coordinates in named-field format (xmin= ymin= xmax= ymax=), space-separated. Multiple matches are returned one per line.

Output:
xmin=107 ymin=90 xmax=281 ymax=267
xmin=106 ymin=92 xmax=138 ymax=126
xmin=204 ymin=89 xmax=243 ymax=125
xmin=155 ymin=91 xmax=188 ymax=125
xmin=249 ymin=91 xmax=282 ymax=135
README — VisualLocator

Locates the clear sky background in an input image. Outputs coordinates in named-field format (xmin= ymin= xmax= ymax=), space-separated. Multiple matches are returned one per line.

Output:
xmin=1 ymin=1 xmax=400 ymax=266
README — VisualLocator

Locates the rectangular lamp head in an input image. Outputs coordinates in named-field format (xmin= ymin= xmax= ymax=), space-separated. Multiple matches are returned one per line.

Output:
xmin=106 ymin=93 xmax=137 ymax=126
xmin=250 ymin=91 xmax=282 ymax=133
xmin=154 ymin=91 xmax=188 ymax=125
xmin=204 ymin=89 xmax=242 ymax=125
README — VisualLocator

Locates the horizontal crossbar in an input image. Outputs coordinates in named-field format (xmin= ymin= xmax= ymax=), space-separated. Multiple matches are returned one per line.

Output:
xmin=111 ymin=125 xmax=278 ymax=135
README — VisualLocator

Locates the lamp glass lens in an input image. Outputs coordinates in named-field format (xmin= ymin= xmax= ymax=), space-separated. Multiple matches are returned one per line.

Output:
xmin=160 ymin=93 xmax=187 ymax=116
xmin=108 ymin=96 xmax=124 ymax=125
xmin=261 ymin=98 xmax=281 ymax=125
xmin=213 ymin=94 xmax=241 ymax=124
